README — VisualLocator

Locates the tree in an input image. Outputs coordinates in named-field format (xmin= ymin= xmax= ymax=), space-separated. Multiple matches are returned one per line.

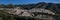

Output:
xmin=6 ymin=4 xmax=14 ymax=8
xmin=0 ymin=4 xmax=5 ymax=8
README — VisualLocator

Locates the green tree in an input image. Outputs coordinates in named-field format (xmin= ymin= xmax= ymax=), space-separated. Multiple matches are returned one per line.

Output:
xmin=6 ymin=4 xmax=14 ymax=8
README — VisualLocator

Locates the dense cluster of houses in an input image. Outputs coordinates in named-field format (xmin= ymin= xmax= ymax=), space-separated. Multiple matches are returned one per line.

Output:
xmin=0 ymin=7 xmax=56 ymax=20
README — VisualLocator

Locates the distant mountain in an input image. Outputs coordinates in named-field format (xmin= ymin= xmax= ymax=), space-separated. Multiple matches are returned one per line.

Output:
xmin=0 ymin=2 xmax=60 ymax=20
xmin=0 ymin=2 xmax=60 ymax=14
xmin=16 ymin=2 xmax=60 ymax=14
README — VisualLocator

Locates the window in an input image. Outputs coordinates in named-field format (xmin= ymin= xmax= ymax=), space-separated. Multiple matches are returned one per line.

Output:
xmin=18 ymin=12 xmax=24 ymax=15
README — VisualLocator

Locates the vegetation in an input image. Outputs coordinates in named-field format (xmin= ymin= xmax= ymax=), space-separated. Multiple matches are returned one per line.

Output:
xmin=0 ymin=10 xmax=41 ymax=20
xmin=0 ymin=2 xmax=60 ymax=20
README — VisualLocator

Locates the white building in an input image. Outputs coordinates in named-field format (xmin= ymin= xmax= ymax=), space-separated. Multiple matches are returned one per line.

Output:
xmin=29 ymin=8 xmax=55 ymax=15
xmin=28 ymin=8 xmax=55 ymax=20
xmin=11 ymin=7 xmax=33 ymax=17
xmin=0 ymin=7 xmax=56 ymax=20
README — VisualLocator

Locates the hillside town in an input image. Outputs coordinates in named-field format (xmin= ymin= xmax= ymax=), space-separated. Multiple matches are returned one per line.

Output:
xmin=0 ymin=1 xmax=60 ymax=20
xmin=0 ymin=7 xmax=57 ymax=20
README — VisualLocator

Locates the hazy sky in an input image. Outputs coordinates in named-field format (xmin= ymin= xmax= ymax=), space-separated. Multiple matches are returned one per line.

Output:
xmin=0 ymin=0 xmax=60 ymax=4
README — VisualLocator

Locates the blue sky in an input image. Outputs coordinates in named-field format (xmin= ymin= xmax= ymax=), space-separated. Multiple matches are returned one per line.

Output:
xmin=0 ymin=0 xmax=60 ymax=4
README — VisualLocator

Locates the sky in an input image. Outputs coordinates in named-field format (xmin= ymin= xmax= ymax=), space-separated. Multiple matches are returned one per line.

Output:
xmin=0 ymin=0 xmax=60 ymax=4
